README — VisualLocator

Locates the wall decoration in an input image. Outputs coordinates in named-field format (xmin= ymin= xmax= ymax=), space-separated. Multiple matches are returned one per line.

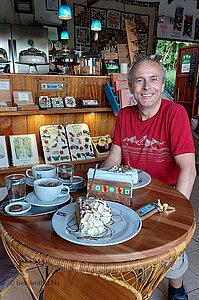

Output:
xmin=107 ymin=10 xmax=121 ymax=30
xmin=64 ymin=97 xmax=76 ymax=108
xmin=39 ymin=96 xmax=52 ymax=109
xmin=40 ymin=125 xmax=71 ymax=164
xmin=0 ymin=136 xmax=9 ymax=168
xmin=51 ymin=97 xmax=64 ymax=108
xmin=75 ymin=5 xmax=90 ymax=27
xmin=75 ymin=26 xmax=91 ymax=47
xmin=121 ymin=13 xmax=135 ymax=30
xmin=39 ymin=81 xmax=65 ymax=92
xmin=74 ymin=2 xmax=158 ymax=54
xmin=173 ymin=7 xmax=184 ymax=32
xmin=194 ymin=19 xmax=199 ymax=40
xmin=46 ymin=0 xmax=58 ymax=11
xmin=91 ymin=8 xmax=106 ymax=28
xmin=183 ymin=15 xmax=193 ymax=38
xmin=9 ymin=134 xmax=39 ymax=166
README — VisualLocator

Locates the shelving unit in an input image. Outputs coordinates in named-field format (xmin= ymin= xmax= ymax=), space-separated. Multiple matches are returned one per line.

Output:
xmin=0 ymin=74 xmax=116 ymax=182
xmin=0 ymin=107 xmax=112 ymax=117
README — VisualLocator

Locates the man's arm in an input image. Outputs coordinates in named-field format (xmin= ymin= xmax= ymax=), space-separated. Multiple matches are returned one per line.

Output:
xmin=174 ymin=153 xmax=196 ymax=199
xmin=101 ymin=144 xmax=122 ymax=168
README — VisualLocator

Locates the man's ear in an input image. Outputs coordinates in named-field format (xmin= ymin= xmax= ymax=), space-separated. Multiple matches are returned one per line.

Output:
xmin=161 ymin=83 xmax=165 ymax=92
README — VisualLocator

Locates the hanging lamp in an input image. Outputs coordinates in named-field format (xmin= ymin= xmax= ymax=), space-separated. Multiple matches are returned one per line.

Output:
xmin=91 ymin=19 xmax=102 ymax=31
xmin=58 ymin=3 xmax=72 ymax=20
xmin=61 ymin=30 xmax=69 ymax=39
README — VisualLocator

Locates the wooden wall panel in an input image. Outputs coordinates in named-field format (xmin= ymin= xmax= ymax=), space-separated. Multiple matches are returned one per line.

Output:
xmin=2 ymin=74 xmax=110 ymax=107
xmin=0 ymin=74 xmax=116 ymax=172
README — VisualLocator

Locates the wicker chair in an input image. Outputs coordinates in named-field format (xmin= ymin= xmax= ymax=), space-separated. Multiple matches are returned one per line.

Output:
xmin=42 ymin=269 xmax=138 ymax=300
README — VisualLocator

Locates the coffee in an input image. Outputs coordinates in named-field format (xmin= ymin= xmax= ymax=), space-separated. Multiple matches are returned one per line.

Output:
xmin=34 ymin=178 xmax=70 ymax=202
xmin=26 ymin=164 xmax=56 ymax=180
xmin=35 ymin=166 xmax=54 ymax=172
xmin=38 ymin=181 xmax=61 ymax=187
xmin=58 ymin=171 xmax=71 ymax=180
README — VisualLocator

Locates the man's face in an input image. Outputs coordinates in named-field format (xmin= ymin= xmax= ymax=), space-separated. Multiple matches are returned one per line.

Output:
xmin=129 ymin=60 xmax=164 ymax=110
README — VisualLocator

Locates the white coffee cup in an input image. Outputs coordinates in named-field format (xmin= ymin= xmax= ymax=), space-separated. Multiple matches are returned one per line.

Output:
xmin=34 ymin=178 xmax=70 ymax=202
xmin=26 ymin=164 xmax=56 ymax=180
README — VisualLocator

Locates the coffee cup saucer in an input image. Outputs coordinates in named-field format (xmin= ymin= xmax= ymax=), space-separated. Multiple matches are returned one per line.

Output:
xmin=25 ymin=191 xmax=70 ymax=207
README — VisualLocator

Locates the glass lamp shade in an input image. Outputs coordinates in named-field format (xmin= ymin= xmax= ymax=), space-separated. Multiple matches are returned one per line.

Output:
xmin=91 ymin=19 xmax=101 ymax=31
xmin=61 ymin=30 xmax=69 ymax=39
xmin=58 ymin=4 xmax=72 ymax=20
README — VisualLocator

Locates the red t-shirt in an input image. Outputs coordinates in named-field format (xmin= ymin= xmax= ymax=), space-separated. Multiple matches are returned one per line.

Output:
xmin=113 ymin=99 xmax=195 ymax=185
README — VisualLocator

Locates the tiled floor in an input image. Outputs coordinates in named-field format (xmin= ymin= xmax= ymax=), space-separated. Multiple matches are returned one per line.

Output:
xmin=1 ymin=177 xmax=199 ymax=300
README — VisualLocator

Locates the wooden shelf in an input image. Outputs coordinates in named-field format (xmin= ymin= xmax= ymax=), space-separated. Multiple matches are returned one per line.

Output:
xmin=0 ymin=156 xmax=106 ymax=176
xmin=0 ymin=107 xmax=113 ymax=117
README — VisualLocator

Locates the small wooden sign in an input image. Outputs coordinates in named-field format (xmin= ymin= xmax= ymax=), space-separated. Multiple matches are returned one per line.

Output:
xmin=104 ymin=53 xmax=118 ymax=60
xmin=80 ymin=99 xmax=99 ymax=107
xmin=0 ymin=78 xmax=12 ymax=103
xmin=13 ymin=91 xmax=34 ymax=106
xmin=38 ymin=80 xmax=65 ymax=92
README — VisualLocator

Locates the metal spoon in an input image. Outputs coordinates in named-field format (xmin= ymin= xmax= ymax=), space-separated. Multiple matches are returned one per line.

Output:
xmin=86 ymin=163 xmax=98 ymax=199
xmin=126 ymin=141 xmax=130 ymax=168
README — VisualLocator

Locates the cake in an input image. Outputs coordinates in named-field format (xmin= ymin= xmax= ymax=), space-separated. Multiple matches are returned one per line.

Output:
xmin=76 ymin=196 xmax=112 ymax=237
xmin=108 ymin=165 xmax=139 ymax=184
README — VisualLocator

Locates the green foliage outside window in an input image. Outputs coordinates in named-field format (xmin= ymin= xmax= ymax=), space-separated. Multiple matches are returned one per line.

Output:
xmin=156 ymin=40 xmax=197 ymax=83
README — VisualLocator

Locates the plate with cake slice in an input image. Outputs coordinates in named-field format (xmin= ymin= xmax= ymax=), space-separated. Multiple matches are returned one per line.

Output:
xmin=52 ymin=197 xmax=142 ymax=246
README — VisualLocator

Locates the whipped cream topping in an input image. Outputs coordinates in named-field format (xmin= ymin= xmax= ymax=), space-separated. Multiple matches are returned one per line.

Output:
xmin=108 ymin=165 xmax=138 ymax=184
xmin=77 ymin=197 xmax=112 ymax=237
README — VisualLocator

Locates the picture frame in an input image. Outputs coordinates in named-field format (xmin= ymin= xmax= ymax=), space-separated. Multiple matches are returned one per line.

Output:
xmin=51 ymin=97 xmax=64 ymax=108
xmin=39 ymin=96 xmax=52 ymax=109
xmin=38 ymin=80 xmax=65 ymax=92
xmin=13 ymin=91 xmax=34 ymax=106
xmin=9 ymin=134 xmax=39 ymax=167
xmin=64 ymin=97 xmax=76 ymax=108
xmin=14 ymin=0 xmax=33 ymax=14
xmin=46 ymin=0 xmax=59 ymax=12
xmin=0 ymin=136 xmax=9 ymax=168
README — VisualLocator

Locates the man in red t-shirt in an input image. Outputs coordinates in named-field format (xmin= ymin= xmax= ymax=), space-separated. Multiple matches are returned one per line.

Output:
xmin=103 ymin=55 xmax=196 ymax=300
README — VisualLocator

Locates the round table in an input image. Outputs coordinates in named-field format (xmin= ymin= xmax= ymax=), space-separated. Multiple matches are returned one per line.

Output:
xmin=0 ymin=178 xmax=195 ymax=300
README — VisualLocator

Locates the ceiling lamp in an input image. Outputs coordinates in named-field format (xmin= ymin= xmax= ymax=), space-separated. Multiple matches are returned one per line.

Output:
xmin=58 ymin=3 xmax=72 ymax=20
xmin=61 ymin=30 xmax=69 ymax=39
xmin=91 ymin=19 xmax=101 ymax=31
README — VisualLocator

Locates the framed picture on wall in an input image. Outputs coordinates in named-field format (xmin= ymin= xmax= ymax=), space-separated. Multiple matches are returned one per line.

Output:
xmin=14 ymin=0 xmax=33 ymax=14
xmin=46 ymin=0 xmax=59 ymax=11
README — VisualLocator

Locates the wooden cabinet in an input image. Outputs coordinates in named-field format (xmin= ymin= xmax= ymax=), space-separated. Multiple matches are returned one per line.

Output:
xmin=0 ymin=74 xmax=116 ymax=183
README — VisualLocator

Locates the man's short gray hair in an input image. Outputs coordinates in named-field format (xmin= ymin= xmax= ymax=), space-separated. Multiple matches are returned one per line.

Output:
xmin=128 ymin=55 xmax=166 ymax=89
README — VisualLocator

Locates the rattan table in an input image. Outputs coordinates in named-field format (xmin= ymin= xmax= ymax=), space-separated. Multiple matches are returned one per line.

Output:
xmin=0 ymin=178 xmax=195 ymax=300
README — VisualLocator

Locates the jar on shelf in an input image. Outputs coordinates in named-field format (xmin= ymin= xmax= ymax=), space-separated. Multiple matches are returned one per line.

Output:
xmin=80 ymin=52 xmax=102 ymax=75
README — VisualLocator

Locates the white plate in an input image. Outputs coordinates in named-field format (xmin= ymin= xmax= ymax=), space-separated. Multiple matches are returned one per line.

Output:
xmin=134 ymin=170 xmax=151 ymax=189
xmin=5 ymin=201 xmax=31 ymax=216
xmin=25 ymin=191 xmax=70 ymax=207
xmin=100 ymin=167 xmax=151 ymax=190
xmin=52 ymin=201 xmax=142 ymax=246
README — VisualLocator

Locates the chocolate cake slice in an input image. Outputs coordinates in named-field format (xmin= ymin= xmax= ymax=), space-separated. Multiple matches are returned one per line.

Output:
xmin=76 ymin=197 xmax=112 ymax=237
